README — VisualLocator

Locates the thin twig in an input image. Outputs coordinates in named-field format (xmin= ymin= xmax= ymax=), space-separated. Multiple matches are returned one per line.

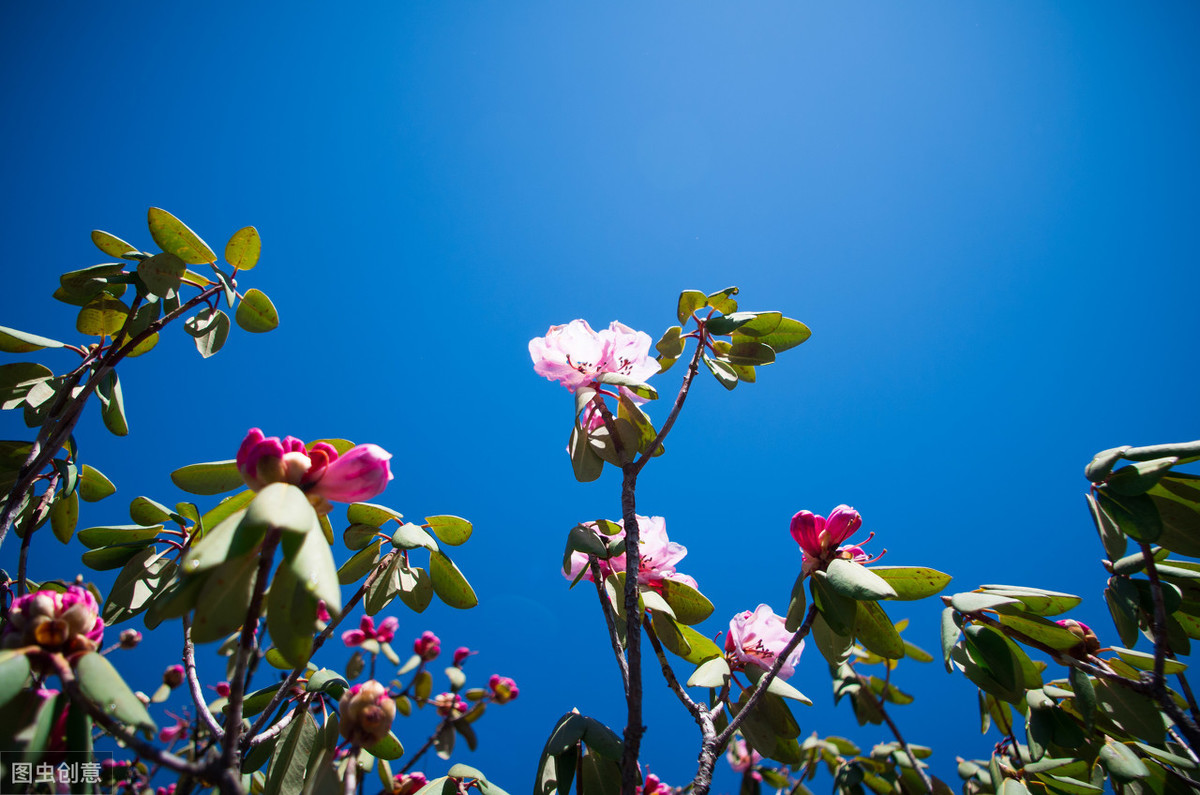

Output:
xmin=855 ymin=672 xmax=934 ymax=794
xmin=399 ymin=718 xmax=452 ymax=774
xmin=1140 ymin=542 xmax=1169 ymax=685
xmin=632 ymin=327 xmax=707 ymax=473
xmin=643 ymin=620 xmax=704 ymax=721
xmin=183 ymin=618 xmax=225 ymax=740
xmin=589 ymin=556 xmax=630 ymax=697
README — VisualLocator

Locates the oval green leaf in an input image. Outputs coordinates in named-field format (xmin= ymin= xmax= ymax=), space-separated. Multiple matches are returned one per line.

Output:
xmin=148 ymin=207 xmax=216 ymax=265
xmin=236 ymin=288 xmax=279 ymax=333
xmin=170 ymin=459 xmax=243 ymax=495
xmin=430 ymin=550 xmax=478 ymax=609
xmin=226 ymin=226 xmax=262 ymax=271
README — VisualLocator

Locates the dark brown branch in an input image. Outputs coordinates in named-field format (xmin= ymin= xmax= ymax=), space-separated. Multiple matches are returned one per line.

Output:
xmin=854 ymin=672 xmax=934 ymax=794
xmin=619 ymin=469 xmax=643 ymax=795
xmin=589 ymin=556 xmax=630 ymax=697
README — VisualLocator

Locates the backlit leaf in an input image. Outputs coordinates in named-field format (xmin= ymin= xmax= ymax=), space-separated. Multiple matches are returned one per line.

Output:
xmin=226 ymin=226 xmax=262 ymax=271
xmin=148 ymin=207 xmax=216 ymax=265
xmin=236 ymin=288 xmax=279 ymax=333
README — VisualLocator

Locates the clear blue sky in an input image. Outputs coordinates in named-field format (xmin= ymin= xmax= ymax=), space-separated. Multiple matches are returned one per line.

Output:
xmin=3 ymin=2 xmax=1199 ymax=790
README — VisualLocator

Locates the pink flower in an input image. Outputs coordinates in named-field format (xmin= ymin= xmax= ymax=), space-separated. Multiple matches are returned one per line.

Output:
xmin=393 ymin=773 xmax=428 ymax=795
xmin=640 ymin=773 xmax=669 ymax=795
xmin=725 ymin=737 xmax=763 ymax=775
xmin=563 ymin=515 xmax=697 ymax=592
xmin=316 ymin=601 xmax=331 ymax=623
xmin=119 ymin=629 xmax=141 ymax=649
xmin=158 ymin=712 xmax=189 ymax=744
xmin=453 ymin=647 xmax=473 ymax=667
xmin=790 ymin=505 xmax=863 ymax=573
xmin=530 ymin=320 xmax=658 ymax=393
xmin=413 ymin=631 xmax=440 ymax=661
xmin=339 ymin=680 xmax=396 ymax=746
xmin=342 ymin=615 xmax=399 ymax=648
xmin=236 ymin=429 xmax=393 ymax=510
xmin=1056 ymin=619 xmax=1101 ymax=656
xmin=163 ymin=665 xmax=185 ymax=688
xmin=212 ymin=681 xmax=231 ymax=698
xmin=432 ymin=692 xmax=467 ymax=718
xmin=1 ymin=585 xmax=104 ymax=657
xmin=725 ymin=604 xmax=804 ymax=680
xmin=488 ymin=674 xmax=519 ymax=704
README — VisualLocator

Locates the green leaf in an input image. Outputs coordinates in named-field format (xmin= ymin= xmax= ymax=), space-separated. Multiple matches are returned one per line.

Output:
xmin=425 ymin=515 xmax=472 ymax=545
xmin=102 ymin=548 xmax=176 ymax=625
xmin=171 ymin=459 xmax=243 ymax=495
xmin=995 ymin=612 xmax=1084 ymax=651
xmin=677 ymin=290 xmax=707 ymax=324
xmin=78 ymin=524 xmax=163 ymax=549
xmin=137 ymin=252 xmax=186 ymax=296
xmin=91 ymin=230 xmax=139 ymax=259
xmin=430 ymin=550 xmax=478 ymax=609
xmin=1098 ymin=489 xmax=1163 ymax=543
xmin=686 ymin=657 xmax=731 ymax=688
xmin=338 ymin=539 xmax=382 ymax=585
xmin=226 ymin=226 xmax=262 ymax=271
xmin=1106 ymin=458 xmax=1178 ymax=497
xmin=366 ymin=731 xmax=405 ymax=761
xmin=1111 ymin=646 xmax=1187 ymax=675
xmin=347 ymin=502 xmax=403 ymax=527
xmin=963 ymin=624 xmax=1020 ymax=693
xmin=96 ymin=371 xmax=128 ymax=437
xmin=185 ymin=307 xmax=231 ymax=358
xmin=981 ymin=585 xmax=1082 ymax=616
xmin=148 ymin=207 xmax=216 ymax=265
xmin=284 ymin=520 xmax=342 ymax=613
xmin=0 ymin=325 xmax=65 ymax=353
xmin=655 ymin=326 xmax=685 ymax=358
xmin=702 ymin=354 xmax=738 ymax=390
xmin=245 ymin=482 xmax=320 ymax=540
xmin=264 ymin=710 xmax=318 ymax=795
xmin=785 ymin=572 xmax=807 ymax=632
xmin=50 ymin=489 xmax=78 ymax=543
xmin=811 ymin=572 xmax=858 ymax=635
xmin=748 ymin=317 xmax=811 ymax=354
xmin=724 ymin=341 xmax=776 ymax=366
xmin=870 ymin=567 xmax=952 ymax=600
xmin=950 ymin=591 xmax=1020 ymax=614
xmin=0 ymin=652 xmax=31 ymax=708
xmin=658 ymin=578 xmax=714 ymax=625
xmin=191 ymin=552 xmax=260 ymax=643
xmin=594 ymin=371 xmax=657 ymax=400
xmin=705 ymin=286 xmax=739 ymax=314
xmin=1099 ymin=738 xmax=1150 ymax=782
xmin=397 ymin=565 xmax=436 ymax=613
xmin=267 ymin=560 xmax=318 ymax=668
xmin=181 ymin=509 xmax=246 ymax=574
xmin=825 ymin=559 xmax=898 ymax=601
xmin=129 ymin=496 xmax=175 ymax=526
xmin=236 ymin=288 xmax=280 ymax=333
xmin=853 ymin=600 xmax=905 ymax=659
xmin=76 ymin=294 xmax=130 ymax=337
xmin=393 ymin=521 xmax=439 ymax=551
xmin=745 ymin=665 xmax=813 ymax=705
xmin=74 ymin=652 xmax=156 ymax=734
xmin=730 ymin=312 xmax=783 ymax=337
xmin=305 ymin=669 xmax=348 ymax=697
xmin=568 ymin=422 xmax=604 ymax=482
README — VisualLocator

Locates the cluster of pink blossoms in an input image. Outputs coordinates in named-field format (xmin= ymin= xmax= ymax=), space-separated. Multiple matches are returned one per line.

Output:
xmin=725 ymin=604 xmax=805 ymax=681
xmin=341 ymin=616 xmax=398 ymax=647
xmin=339 ymin=680 xmax=396 ymax=746
xmin=488 ymin=674 xmax=519 ymax=704
xmin=1 ymin=586 xmax=104 ymax=658
xmin=529 ymin=320 xmax=658 ymax=394
xmin=725 ymin=737 xmax=763 ymax=777
xmin=413 ymin=630 xmax=440 ymax=661
xmin=236 ymin=428 xmax=393 ymax=514
xmin=563 ymin=515 xmax=697 ymax=591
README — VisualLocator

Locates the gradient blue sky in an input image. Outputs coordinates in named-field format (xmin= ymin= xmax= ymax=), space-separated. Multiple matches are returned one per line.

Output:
xmin=3 ymin=2 xmax=1199 ymax=790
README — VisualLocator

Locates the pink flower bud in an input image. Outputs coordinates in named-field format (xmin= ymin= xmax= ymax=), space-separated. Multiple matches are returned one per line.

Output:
xmin=163 ymin=665 xmax=185 ymax=688
xmin=375 ymin=617 xmax=398 ymax=645
xmin=432 ymin=692 xmax=467 ymax=718
xmin=488 ymin=674 xmax=519 ymax=704
xmin=392 ymin=773 xmax=428 ymax=795
xmin=311 ymin=444 xmax=394 ymax=503
xmin=316 ymin=601 xmax=331 ymax=623
xmin=413 ymin=631 xmax=440 ymax=661
xmin=215 ymin=681 xmax=231 ymax=698
xmin=339 ymin=681 xmax=396 ymax=746
xmin=236 ymin=429 xmax=392 ymax=510
xmin=453 ymin=647 xmax=473 ymax=667
xmin=119 ymin=629 xmax=142 ymax=649
xmin=1056 ymin=619 xmax=1101 ymax=657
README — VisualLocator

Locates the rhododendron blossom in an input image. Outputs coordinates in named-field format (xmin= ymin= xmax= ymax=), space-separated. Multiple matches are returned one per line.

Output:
xmin=529 ymin=319 xmax=658 ymax=394
xmin=432 ymin=692 xmax=467 ymax=717
xmin=392 ymin=773 xmax=428 ymax=795
xmin=790 ymin=505 xmax=871 ymax=574
xmin=2 ymin=585 xmax=104 ymax=656
xmin=339 ymin=681 xmax=396 ymax=746
xmin=342 ymin=615 xmax=398 ymax=647
xmin=563 ymin=515 xmax=697 ymax=591
xmin=726 ymin=737 xmax=763 ymax=776
xmin=725 ymin=604 xmax=804 ymax=680
xmin=1057 ymin=619 xmax=1101 ymax=657
xmin=236 ymin=428 xmax=393 ymax=513
xmin=453 ymin=646 xmax=473 ymax=667
xmin=413 ymin=630 xmax=440 ymax=660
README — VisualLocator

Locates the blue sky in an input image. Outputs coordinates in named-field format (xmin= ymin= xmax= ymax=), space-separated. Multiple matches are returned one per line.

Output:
xmin=3 ymin=2 xmax=1199 ymax=790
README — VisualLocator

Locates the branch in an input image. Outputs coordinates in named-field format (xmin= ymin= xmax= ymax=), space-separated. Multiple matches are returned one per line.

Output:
xmin=222 ymin=529 xmax=280 ymax=768
xmin=632 ymin=328 xmax=707 ymax=473
xmin=854 ymin=672 xmax=933 ymax=794
xmin=399 ymin=718 xmax=452 ymax=774
xmin=643 ymin=619 xmax=705 ymax=722
xmin=715 ymin=604 xmax=817 ymax=750
xmin=183 ymin=618 xmax=225 ymax=740
xmin=589 ymin=557 xmax=630 ymax=697
xmin=1140 ymin=542 xmax=1169 ymax=685
xmin=619 ymin=471 xmax=643 ymax=795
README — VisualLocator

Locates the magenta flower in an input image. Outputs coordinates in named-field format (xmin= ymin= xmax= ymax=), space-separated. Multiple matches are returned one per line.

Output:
xmin=393 ymin=773 xmax=429 ymax=795
xmin=640 ymin=773 xmax=669 ymax=795
xmin=339 ymin=680 xmax=396 ymax=746
xmin=316 ymin=600 xmax=331 ymax=623
xmin=529 ymin=320 xmax=658 ymax=393
xmin=725 ymin=604 xmax=804 ymax=680
xmin=1 ymin=586 xmax=104 ymax=657
xmin=488 ymin=674 xmax=519 ymax=704
xmin=564 ymin=515 xmax=698 ymax=592
xmin=158 ymin=712 xmax=189 ymax=744
xmin=162 ymin=665 xmax=184 ymax=688
xmin=341 ymin=615 xmax=399 ymax=648
xmin=790 ymin=505 xmax=866 ymax=573
xmin=452 ymin=646 xmax=473 ymax=667
xmin=413 ymin=630 xmax=441 ymax=661
xmin=236 ymin=429 xmax=393 ymax=512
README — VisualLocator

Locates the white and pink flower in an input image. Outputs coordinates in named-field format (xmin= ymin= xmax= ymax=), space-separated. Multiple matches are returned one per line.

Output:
xmin=339 ymin=680 xmax=396 ymax=746
xmin=529 ymin=320 xmax=658 ymax=394
xmin=2 ymin=586 xmax=104 ymax=656
xmin=725 ymin=604 xmax=804 ymax=680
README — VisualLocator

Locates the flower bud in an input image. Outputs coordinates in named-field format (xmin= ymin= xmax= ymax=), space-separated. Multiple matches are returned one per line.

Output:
xmin=432 ymin=692 xmax=467 ymax=718
xmin=453 ymin=647 xmax=473 ymax=667
xmin=236 ymin=429 xmax=392 ymax=513
xmin=119 ymin=629 xmax=142 ymax=649
xmin=1056 ymin=619 xmax=1101 ymax=657
xmin=413 ymin=631 xmax=441 ymax=661
xmin=1 ymin=586 xmax=104 ymax=659
xmin=163 ymin=664 xmax=185 ymax=689
xmin=392 ymin=773 xmax=428 ymax=795
xmin=488 ymin=674 xmax=519 ymax=704
xmin=339 ymin=681 xmax=396 ymax=746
